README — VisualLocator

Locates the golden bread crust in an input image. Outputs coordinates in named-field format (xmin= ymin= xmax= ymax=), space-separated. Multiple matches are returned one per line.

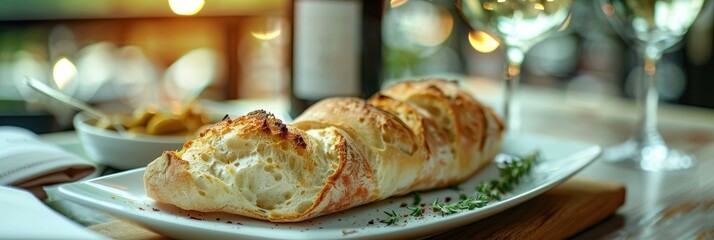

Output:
xmin=145 ymin=110 xmax=377 ymax=222
xmin=144 ymin=79 xmax=504 ymax=222
xmin=293 ymin=97 xmax=427 ymax=197
xmin=380 ymin=79 xmax=503 ymax=185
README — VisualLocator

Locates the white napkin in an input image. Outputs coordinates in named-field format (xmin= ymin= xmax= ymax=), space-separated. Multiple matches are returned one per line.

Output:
xmin=0 ymin=126 xmax=96 ymax=199
xmin=0 ymin=186 xmax=108 ymax=240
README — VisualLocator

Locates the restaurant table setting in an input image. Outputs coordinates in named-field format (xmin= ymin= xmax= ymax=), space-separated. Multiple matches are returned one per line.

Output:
xmin=2 ymin=77 xmax=714 ymax=239
xmin=2 ymin=0 xmax=713 ymax=238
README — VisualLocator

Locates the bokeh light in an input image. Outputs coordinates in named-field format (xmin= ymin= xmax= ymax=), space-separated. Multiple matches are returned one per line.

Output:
xmin=468 ymin=30 xmax=500 ymax=53
xmin=251 ymin=29 xmax=281 ymax=41
xmin=168 ymin=0 xmax=205 ymax=16
xmin=52 ymin=57 xmax=77 ymax=90
xmin=390 ymin=0 xmax=408 ymax=8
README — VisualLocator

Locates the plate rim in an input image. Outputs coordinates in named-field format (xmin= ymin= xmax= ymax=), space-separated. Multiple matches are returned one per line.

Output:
xmin=58 ymin=133 xmax=602 ymax=239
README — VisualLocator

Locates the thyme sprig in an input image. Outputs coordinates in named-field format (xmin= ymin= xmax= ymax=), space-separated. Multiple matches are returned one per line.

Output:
xmin=407 ymin=206 xmax=424 ymax=217
xmin=433 ymin=151 xmax=539 ymax=216
xmin=384 ymin=151 xmax=540 ymax=224
xmin=383 ymin=210 xmax=401 ymax=226
xmin=411 ymin=192 xmax=422 ymax=206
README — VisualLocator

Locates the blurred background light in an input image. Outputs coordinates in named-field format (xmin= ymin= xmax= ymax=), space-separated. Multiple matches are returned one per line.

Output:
xmin=383 ymin=0 xmax=463 ymax=84
xmin=250 ymin=29 xmax=281 ymax=41
xmin=390 ymin=0 xmax=408 ymax=8
xmin=168 ymin=0 xmax=205 ymax=16
xmin=0 ymin=0 xmax=711 ymax=134
xmin=52 ymin=57 xmax=76 ymax=91
xmin=384 ymin=0 xmax=453 ymax=53
xmin=468 ymin=30 xmax=500 ymax=53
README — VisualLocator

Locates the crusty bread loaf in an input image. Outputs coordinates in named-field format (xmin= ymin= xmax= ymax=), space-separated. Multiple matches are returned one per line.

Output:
xmin=376 ymin=79 xmax=504 ymax=189
xmin=145 ymin=111 xmax=378 ymax=222
xmin=144 ymin=79 xmax=504 ymax=222
xmin=367 ymin=94 xmax=461 ymax=191
xmin=292 ymin=98 xmax=427 ymax=198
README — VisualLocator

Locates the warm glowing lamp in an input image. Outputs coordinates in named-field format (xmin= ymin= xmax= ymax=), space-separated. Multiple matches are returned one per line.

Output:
xmin=468 ymin=30 xmax=500 ymax=53
xmin=52 ymin=57 xmax=77 ymax=90
xmin=168 ymin=0 xmax=205 ymax=16
xmin=250 ymin=29 xmax=282 ymax=41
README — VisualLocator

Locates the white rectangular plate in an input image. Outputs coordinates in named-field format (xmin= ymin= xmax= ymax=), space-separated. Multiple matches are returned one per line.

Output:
xmin=58 ymin=133 xmax=600 ymax=239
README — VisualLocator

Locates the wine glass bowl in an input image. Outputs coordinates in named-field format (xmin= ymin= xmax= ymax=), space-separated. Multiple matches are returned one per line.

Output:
xmin=459 ymin=0 xmax=573 ymax=132
xmin=600 ymin=0 xmax=704 ymax=49
xmin=460 ymin=0 xmax=572 ymax=49
xmin=601 ymin=0 xmax=705 ymax=55
xmin=597 ymin=0 xmax=706 ymax=171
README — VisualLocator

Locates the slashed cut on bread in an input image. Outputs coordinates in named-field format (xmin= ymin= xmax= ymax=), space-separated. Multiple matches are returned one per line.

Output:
xmin=144 ymin=79 xmax=504 ymax=222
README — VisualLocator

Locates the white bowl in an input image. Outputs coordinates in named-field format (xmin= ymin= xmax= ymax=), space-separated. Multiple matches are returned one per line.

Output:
xmin=73 ymin=112 xmax=187 ymax=170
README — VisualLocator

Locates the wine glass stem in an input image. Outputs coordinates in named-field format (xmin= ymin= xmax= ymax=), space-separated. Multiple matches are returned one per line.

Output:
xmin=634 ymin=46 xmax=664 ymax=146
xmin=504 ymin=47 xmax=525 ymax=133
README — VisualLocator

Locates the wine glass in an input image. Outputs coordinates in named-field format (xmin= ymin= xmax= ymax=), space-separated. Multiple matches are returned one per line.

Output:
xmin=597 ymin=0 xmax=706 ymax=171
xmin=459 ymin=0 xmax=573 ymax=133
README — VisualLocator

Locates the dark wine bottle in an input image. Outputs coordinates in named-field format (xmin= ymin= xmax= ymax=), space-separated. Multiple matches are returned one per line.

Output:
xmin=289 ymin=0 xmax=383 ymax=118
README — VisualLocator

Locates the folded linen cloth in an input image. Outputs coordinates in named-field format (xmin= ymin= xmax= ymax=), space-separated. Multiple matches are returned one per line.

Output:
xmin=0 ymin=126 xmax=96 ymax=199
xmin=0 ymin=186 xmax=108 ymax=239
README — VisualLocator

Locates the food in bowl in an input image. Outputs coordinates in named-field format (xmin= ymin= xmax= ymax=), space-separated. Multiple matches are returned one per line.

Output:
xmin=93 ymin=106 xmax=211 ymax=137
xmin=73 ymin=110 xmax=206 ymax=170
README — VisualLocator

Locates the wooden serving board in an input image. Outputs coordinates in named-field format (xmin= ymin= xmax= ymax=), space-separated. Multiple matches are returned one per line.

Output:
xmin=429 ymin=178 xmax=626 ymax=239
xmin=88 ymin=178 xmax=625 ymax=239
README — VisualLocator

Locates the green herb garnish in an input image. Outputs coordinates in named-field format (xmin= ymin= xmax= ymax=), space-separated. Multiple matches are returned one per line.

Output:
xmin=432 ymin=151 xmax=539 ymax=216
xmin=407 ymin=206 xmax=424 ymax=217
xmin=411 ymin=192 xmax=422 ymax=206
xmin=459 ymin=193 xmax=468 ymax=200
xmin=382 ymin=151 xmax=540 ymax=224
xmin=432 ymin=199 xmax=458 ymax=216
xmin=383 ymin=210 xmax=401 ymax=226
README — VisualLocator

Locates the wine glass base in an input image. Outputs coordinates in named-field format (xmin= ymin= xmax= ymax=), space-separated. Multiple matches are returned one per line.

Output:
xmin=601 ymin=139 xmax=696 ymax=172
